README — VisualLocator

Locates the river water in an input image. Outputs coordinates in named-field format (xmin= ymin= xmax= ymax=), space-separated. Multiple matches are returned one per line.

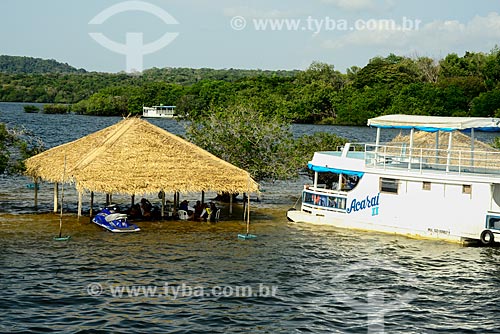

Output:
xmin=1 ymin=102 xmax=499 ymax=333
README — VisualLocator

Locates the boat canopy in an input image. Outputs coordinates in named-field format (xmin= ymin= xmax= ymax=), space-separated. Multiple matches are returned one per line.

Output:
xmin=308 ymin=163 xmax=364 ymax=177
xmin=367 ymin=114 xmax=500 ymax=132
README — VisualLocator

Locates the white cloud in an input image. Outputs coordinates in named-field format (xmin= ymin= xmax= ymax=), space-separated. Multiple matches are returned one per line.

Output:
xmin=223 ymin=6 xmax=296 ymax=19
xmin=322 ymin=12 xmax=500 ymax=55
xmin=320 ymin=0 xmax=392 ymax=12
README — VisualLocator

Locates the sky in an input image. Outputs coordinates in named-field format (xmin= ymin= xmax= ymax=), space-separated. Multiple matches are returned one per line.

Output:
xmin=1 ymin=0 xmax=500 ymax=73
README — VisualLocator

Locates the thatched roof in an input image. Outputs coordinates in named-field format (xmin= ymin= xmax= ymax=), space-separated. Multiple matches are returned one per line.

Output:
xmin=25 ymin=118 xmax=259 ymax=195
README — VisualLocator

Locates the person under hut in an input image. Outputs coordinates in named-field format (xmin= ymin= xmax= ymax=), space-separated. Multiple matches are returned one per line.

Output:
xmin=193 ymin=200 xmax=204 ymax=220
xmin=128 ymin=203 xmax=142 ymax=220
xmin=179 ymin=200 xmax=194 ymax=219
xmin=140 ymin=198 xmax=153 ymax=220
xmin=200 ymin=202 xmax=218 ymax=222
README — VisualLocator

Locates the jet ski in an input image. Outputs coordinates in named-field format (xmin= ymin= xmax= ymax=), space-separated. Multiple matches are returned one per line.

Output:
xmin=92 ymin=205 xmax=140 ymax=233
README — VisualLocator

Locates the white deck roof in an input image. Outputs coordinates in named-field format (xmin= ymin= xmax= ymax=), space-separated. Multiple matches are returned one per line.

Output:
xmin=367 ymin=114 xmax=500 ymax=132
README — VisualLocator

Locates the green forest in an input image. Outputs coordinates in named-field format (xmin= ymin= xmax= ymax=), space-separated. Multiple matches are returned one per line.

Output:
xmin=1 ymin=50 xmax=500 ymax=126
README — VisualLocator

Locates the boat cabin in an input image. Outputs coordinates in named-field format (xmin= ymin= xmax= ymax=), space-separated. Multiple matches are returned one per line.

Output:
xmin=289 ymin=114 xmax=500 ymax=245
xmin=142 ymin=105 xmax=177 ymax=118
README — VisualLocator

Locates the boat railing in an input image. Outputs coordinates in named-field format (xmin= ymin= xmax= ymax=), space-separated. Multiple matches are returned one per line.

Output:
xmin=302 ymin=187 xmax=348 ymax=213
xmin=363 ymin=143 xmax=500 ymax=175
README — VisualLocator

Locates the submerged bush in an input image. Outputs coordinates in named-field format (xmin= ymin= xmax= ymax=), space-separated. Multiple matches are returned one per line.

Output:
xmin=43 ymin=104 xmax=69 ymax=114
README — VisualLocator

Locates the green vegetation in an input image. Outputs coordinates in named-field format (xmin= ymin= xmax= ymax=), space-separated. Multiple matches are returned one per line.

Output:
xmin=3 ymin=49 xmax=500 ymax=125
xmin=43 ymin=104 xmax=69 ymax=114
xmin=186 ymin=105 xmax=347 ymax=180
xmin=23 ymin=105 xmax=39 ymax=113
xmin=0 ymin=124 xmax=45 ymax=174
xmin=2 ymin=50 xmax=500 ymax=178
xmin=0 ymin=55 xmax=86 ymax=74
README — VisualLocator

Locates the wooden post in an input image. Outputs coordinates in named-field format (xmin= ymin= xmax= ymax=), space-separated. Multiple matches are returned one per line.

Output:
xmin=161 ymin=191 xmax=165 ymax=220
xmin=131 ymin=194 xmax=135 ymax=206
xmin=173 ymin=192 xmax=178 ymax=214
xmin=229 ymin=193 xmax=233 ymax=217
xmin=34 ymin=177 xmax=38 ymax=209
xmin=77 ymin=191 xmax=82 ymax=218
xmin=201 ymin=191 xmax=205 ymax=204
xmin=89 ymin=191 xmax=94 ymax=218
xmin=53 ymin=182 xmax=59 ymax=213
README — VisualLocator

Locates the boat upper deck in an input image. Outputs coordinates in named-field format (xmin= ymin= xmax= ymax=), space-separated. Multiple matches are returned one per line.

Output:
xmin=320 ymin=142 xmax=500 ymax=177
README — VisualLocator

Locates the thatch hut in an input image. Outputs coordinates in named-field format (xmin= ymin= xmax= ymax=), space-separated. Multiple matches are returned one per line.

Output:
xmin=25 ymin=117 xmax=259 ymax=216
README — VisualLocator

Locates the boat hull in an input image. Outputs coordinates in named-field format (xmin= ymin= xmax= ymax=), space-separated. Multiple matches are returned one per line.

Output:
xmin=141 ymin=115 xmax=176 ymax=118
xmin=290 ymin=116 xmax=500 ymax=246
xmin=287 ymin=209 xmax=466 ymax=243
xmin=288 ymin=152 xmax=500 ymax=245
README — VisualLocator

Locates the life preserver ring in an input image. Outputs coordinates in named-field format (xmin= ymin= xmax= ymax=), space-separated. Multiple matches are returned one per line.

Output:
xmin=480 ymin=230 xmax=495 ymax=246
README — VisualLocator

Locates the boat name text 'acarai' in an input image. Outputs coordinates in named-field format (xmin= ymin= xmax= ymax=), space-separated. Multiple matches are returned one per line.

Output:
xmin=346 ymin=193 xmax=380 ymax=214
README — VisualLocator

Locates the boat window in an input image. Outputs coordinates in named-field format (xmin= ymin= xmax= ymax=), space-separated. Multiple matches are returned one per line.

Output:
xmin=487 ymin=216 xmax=500 ymax=230
xmin=303 ymin=192 xmax=314 ymax=204
xmin=342 ymin=175 xmax=360 ymax=191
xmin=462 ymin=185 xmax=472 ymax=195
xmin=318 ymin=173 xmax=340 ymax=190
xmin=302 ymin=191 xmax=346 ymax=210
xmin=380 ymin=178 xmax=399 ymax=194
xmin=423 ymin=182 xmax=431 ymax=191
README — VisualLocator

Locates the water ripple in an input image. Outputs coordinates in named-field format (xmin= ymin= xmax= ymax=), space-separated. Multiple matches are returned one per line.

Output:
xmin=2 ymin=103 xmax=500 ymax=332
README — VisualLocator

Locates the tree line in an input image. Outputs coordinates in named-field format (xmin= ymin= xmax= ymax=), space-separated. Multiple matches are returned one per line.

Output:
xmin=2 ymin=50 xmax=500 ymax=180
xmin=0 ymin=55 xmax=86 ymax=74
xmin=0 ymin=48 xmax=500 ymax=125
xmin=1 ymin=49 xmax=500 ymax=125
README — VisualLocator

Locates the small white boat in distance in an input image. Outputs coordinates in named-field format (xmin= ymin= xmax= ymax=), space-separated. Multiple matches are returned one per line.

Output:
xmin=142 ymin=105 xmax=177 ymax=118
xmin=287 ymin=114 xmax=500 ymax=246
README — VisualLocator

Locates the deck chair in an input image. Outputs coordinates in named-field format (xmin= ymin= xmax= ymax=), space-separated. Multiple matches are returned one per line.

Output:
xmin=178 ymin=210 xmax=189 ymax=220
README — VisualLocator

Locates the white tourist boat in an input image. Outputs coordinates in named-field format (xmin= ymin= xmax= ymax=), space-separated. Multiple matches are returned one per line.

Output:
xmin=287 ymin=114 xmax=500 ymax=245
xmin=142 ymin=105 xmax=177 ymax=118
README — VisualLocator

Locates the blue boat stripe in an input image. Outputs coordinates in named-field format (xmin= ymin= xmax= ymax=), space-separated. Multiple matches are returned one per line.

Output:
xmin=307 ymin=163 xmax=364 ymax=177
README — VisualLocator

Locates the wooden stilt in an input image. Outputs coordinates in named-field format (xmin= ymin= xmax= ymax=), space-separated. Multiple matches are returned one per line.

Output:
xmin=34 ymin=177 xmax=38 ymax=209
xmin=53 ymin=183 xmax=59 ymax=213
xmin=161 ymin=191 xmax=165 ymax=220
xmin=229 ymin=193 xmax=233 ymax=216
xmin=89 ymin=191 xmax=94 ymax=218
xmin=77 ymin=191 xmax=82 ymax=218
xmin=176 ymin=192 xmax=180 ymax=214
